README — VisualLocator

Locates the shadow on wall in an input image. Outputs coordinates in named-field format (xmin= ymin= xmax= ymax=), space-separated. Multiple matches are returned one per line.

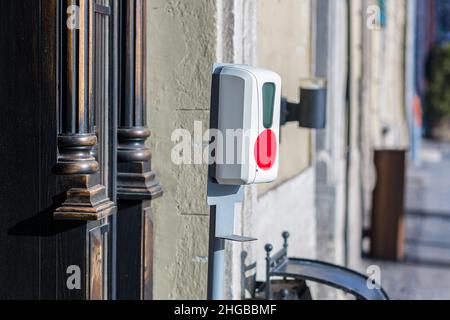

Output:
xmin=240 ymin=251 xmax=257 ymax=299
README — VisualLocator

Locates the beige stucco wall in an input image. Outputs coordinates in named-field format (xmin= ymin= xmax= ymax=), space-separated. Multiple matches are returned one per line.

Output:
xmin=361 ymin=0 xmax=409 ymax=226
xmin=144 ymin=0 xmax=411 ymax=300
xmin=348 ymin=0 xmax=409 ymax=270
xmin=347 ymin=0 xmax=365 ymax=269
xmin=367 ymin=0 xmax=409 ymax=150
xmin=314 ymin=0 xmax=348 ymax=269
xmin=257 ymin=0 xmax=313 ymax=195
xmin=382 ymin=0 xmax=408 ymax=149
xmin=147 ymin=0 xmax=218 ymax=299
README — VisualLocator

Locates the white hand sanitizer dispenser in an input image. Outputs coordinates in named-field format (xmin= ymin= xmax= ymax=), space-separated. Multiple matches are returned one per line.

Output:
xmin=212 ymin=64 xmax=281 ymax=185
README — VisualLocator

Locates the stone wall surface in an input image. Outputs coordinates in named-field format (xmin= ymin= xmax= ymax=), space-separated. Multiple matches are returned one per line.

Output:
xmin=148 ymin=0 xmax=218 ymax=299
xmin=145 ymin=0 xmax=411 ymax=300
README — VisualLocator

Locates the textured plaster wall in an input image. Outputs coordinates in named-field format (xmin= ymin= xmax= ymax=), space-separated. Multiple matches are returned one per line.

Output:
xmin=348 ymin=0 xmax=408 ymax=270
xmin=383 ymin=0 xmax=408 ymax=150
xmin=355 ymin=0 xmax=409 ymax=258
xmin=325 ymin=0 xmax=348 ymax=268
xmin=147 ymin=0 xmax=218 ymax=299
xmin=257 ymin=0 xmax=313 ymax=195
xmin=144 ymin=0 xmax=404 ymax=300
xmin=143 ymin=0 xmax=411 ymax=300
xmin=314 ymin=0 xmax=348 ymax=266
xmin=311 ymin=0 xmax=348 ymax=299
xmin=367 ymin=0 xmax=408 ymax=150
xmin=347 ymin=0 xmax=365 ymax=269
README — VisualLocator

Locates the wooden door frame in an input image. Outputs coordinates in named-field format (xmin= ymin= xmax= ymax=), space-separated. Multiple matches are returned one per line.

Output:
xmin=0 ymin=0 xmax=161 ymax=300
xmin=115 ymin=0 xmax=162 ymax=300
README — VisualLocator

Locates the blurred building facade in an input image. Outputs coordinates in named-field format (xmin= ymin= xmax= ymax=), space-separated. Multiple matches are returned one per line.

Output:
xmin=146 ymin=0 xmax=429 ymax=299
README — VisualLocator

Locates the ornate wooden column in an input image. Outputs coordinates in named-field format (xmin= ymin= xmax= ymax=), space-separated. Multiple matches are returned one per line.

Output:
xmin=115 ymin=0 xmax=162 ymax=300
xmin=117 ymin=0 xmax=162 ymax=200
xmin=54 ymin=0 xmax=115 ymax=221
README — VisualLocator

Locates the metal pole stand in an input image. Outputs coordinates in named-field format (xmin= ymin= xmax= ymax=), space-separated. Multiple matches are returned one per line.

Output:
xmin=207 ymin=179 xmax=256 ymax=300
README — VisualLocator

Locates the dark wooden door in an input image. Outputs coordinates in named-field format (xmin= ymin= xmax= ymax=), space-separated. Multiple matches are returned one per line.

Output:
xmin=0 ymin=0 xmax=90 ymax=300
xmin=0 ymin=0 xmax=161 ymax=300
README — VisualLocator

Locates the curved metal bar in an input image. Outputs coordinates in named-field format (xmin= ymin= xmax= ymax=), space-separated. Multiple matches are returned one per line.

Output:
xmin=270 ymin=258 xmax=389 ymax=300
xmin=265 ymin=232 xmax=389 ymax=300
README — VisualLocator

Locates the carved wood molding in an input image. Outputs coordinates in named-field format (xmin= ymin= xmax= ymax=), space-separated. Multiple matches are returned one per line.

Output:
xmin=54 ymin=177 xmax=115 ymax=221
xmin=54 ymin=135 xmax=99 ymax=175
xmin=117 ymin=0 xmax=162 ymax=201
xmin=54 ymin=0 xmax=115 ymax=221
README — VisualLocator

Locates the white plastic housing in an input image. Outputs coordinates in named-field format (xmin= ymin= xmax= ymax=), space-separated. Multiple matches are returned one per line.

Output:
xmin=214 ymin=64 xmax=281 ymax=185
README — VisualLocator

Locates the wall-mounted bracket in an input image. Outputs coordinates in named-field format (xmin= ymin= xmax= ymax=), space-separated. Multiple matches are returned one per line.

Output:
xmin=207 ymin=180 xmax=257 ymax=242
xmin=280 ymin=79 xmax=327 ymax=129
xmin=207 ymin=178 xmax=256 ymax=300
xmin=280 ymin=98 xmax=301 ymax=126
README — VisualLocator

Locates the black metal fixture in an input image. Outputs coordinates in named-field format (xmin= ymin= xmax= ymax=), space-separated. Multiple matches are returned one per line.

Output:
xmin=280 ymin=78 xmax=327 ymax=129
xmin=260 ymin=231 xmax=389 ymax=300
